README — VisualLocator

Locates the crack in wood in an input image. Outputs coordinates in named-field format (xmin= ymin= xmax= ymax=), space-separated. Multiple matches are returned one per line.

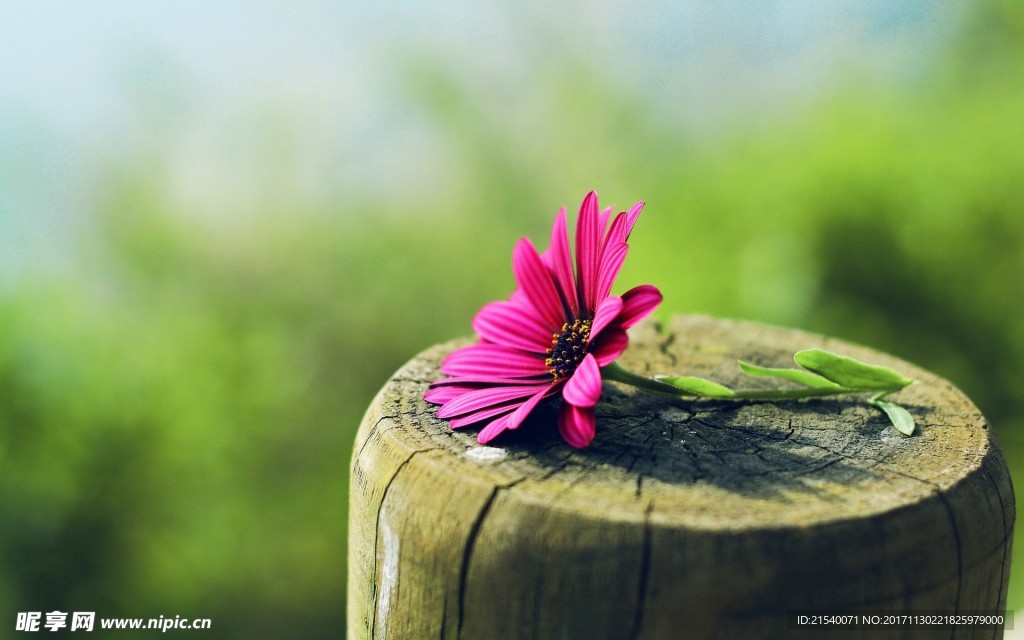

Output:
xmin=355 ymin=414 xmax=400 ymax=463
xmin=984 ymin=462 xmax=1013 ymax=614
xmin=629 ymin=502 xmax=654 ymax=640
xmin=457 ymin=485 xmax=500 ymax=640
xmin=934 ymin=490 xmax=964 ymax=620
xmin=370 ymin=449 xmax=423 ymax=640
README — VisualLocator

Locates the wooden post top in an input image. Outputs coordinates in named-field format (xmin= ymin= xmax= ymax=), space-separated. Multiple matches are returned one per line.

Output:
xmin=350 ymin=314 xmax=1014 ymax=639
xmin=358 ymin=314 xmax=1006 ymax=531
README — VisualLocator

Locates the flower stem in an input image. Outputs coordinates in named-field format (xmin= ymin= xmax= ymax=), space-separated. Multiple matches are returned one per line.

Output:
xmin=601 ymin=362 xmax=684 ymax=396
xmin=602 ymin=362 xmax=902 ymax=400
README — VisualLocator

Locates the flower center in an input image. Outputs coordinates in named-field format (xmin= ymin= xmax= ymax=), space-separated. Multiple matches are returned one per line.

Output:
xmin=545 ymin=319 xmax=592 ymax=381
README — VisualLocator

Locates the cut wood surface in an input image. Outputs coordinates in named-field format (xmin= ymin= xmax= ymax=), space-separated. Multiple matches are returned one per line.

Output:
xmin=348 ymin=315 xmax=1015 ymax=639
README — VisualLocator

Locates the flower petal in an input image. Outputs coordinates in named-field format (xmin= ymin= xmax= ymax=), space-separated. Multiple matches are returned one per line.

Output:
xmin=595 ymin=241 xmax=629 ymax=302
xmin=598 ymin=206 xmax=614 ymax=239
xmin=561 ymin=354 xmax=602 ymax=408
xmin=450 ymin=403 xmax=518 ymax=429
xmin=618 ymin=285 xmax=663 ymax=329
xmin=430 ymin=375 xmax=547 ymax=387
xmin=505 ymin=387 xmax=552 ymax=430
xmin=508 ymin=288 xmax=530 ymax=307
xmin=478 ymin=413 xmax=512 ymax=443
xmin=441 ymin=344 xmax=548 ymax=378
xmin=601 ymin=201 xmax=643 ymax=257
xmin=424 ymin=385 xmax=466 ymax=404
xmin=473 ymin=300 xmax=553 ymax=353
xmin=592 ymin=328 xmax=629 ymax=366
xmin=541 ymin=207 xmax=579 ymax=318
xmin=513 ymin=238 xmax=566 ymax=331
xmin=601 ymin=211 xmax=628 ymax=257
xmin=558 ymin=402 xmax=596 ymax=448
xmin=621 ymin=201 xmax=644 ymax=242
xmin=589 ymin=295 xmax=624 ymax=342
xmin=436 ymin=383 xmax=551 ymax=419
xmin=575 ymin=191 xmax=600 ymax=312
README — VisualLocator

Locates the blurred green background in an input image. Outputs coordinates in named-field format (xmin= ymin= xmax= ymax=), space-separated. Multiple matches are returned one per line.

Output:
xmin=2 ymin=1 xmax=1023 ymax=637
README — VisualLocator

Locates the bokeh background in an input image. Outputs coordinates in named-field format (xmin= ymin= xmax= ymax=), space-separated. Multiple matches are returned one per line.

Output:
xmin=2 ymin=1 xmax=1023 ymax=637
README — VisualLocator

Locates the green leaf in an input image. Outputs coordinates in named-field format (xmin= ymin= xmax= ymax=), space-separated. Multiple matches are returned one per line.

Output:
xmin=871 ymin=398 xmax=916 ymax=436
xmin=738 ymin=361 xmax=842 ymax=389
xmin=655 ymin=376 xmax=735 ymax=398
xmin=793 ymin=349 xmax=913 ymax=391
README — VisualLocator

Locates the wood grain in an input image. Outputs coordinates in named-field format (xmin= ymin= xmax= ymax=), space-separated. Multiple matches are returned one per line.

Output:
xmin=348 ymin=315 xmax=1015 ymax=639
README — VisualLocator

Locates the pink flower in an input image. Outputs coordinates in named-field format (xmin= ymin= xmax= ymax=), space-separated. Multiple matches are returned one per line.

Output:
xmin=425 ymin=191 xmax=662 ymax=448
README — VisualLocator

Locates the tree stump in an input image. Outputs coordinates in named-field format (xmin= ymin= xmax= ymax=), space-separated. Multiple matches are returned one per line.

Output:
xmin=348 ymin=315 xmax=1014 ymax=639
